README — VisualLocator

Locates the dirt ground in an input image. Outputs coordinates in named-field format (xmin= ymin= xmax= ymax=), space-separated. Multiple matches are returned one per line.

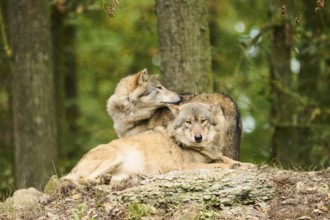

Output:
xmin=1 ymin=166 xmax=330 ymax=219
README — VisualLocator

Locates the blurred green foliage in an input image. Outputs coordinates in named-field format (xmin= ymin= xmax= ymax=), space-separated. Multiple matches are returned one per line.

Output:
xmin=68 ymin=0 xmax=160 ymax=159
xmin=69 ymin=0 xmax=274 ymax=166
xmin=0 ymin=0 xmax=329 ymax=197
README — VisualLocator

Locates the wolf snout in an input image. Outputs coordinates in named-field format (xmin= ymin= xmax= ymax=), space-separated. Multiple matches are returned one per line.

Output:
xmin=161 ymin=96 xmax=181 ymax=104
xmin=194 ymin=134 xmax=203 ymax=143
xmin=169 ymin=95 xmax=181 ymax=104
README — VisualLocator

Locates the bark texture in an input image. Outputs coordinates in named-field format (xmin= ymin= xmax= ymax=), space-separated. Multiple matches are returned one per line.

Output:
xmin=268 ymin=1 xmax=299 ymax=168
xmin=8 ymin=0 xmax=58 ymax=190
xmin=51 ymin=7 xmax=79 ymax=161
xmin=270 ymin=1 xmax=330 ymax=168
xmin=269 ymin=20 xmax=297 ymax=167
xmin=295 ymin=1 xmax=330 ymax=167
xmin=155 ymin=0 xmax=213 ymax=93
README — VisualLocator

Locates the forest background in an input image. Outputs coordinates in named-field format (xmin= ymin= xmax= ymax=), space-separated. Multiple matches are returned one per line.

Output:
xmin=0 ymin=0 xmax=329 ymax=198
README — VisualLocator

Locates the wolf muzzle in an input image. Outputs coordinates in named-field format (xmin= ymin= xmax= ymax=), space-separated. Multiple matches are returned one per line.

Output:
xmin=194 ymin=134 xmax=203 ymax=143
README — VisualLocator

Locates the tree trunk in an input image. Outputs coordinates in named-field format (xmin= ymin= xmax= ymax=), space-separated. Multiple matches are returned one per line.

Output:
xmin=268 ymin=1 xmax=298 ymax=168
xmin=51 ymin=7 xmax=67 ymax=162
xmin=269 ymin=1 xmax=330 ymax=168
xmin=295 ymin=1 xmax=330 ymax=167
xmin=155 ymin=0 xmax=213 ymax=93
xmin=51 ymin=7 xmax=79 ymax=164
xmin=7 ymin=0 xmax=58 ymax=190
xmin=0 ymin=0 xmax=14 ymax=195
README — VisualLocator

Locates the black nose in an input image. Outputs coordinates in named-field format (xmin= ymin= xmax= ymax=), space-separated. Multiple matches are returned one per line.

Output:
xmin=194 ymin=135 xmax=203 ymax=143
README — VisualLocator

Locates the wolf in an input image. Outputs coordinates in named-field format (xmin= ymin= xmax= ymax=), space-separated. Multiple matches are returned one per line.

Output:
xmin=147 ymin=92 xmax=242 ymax=160
xmin=179 ymin=93 xmax=242 ymax=160
xmin=61 ymin=102 xmax=247 ymax=187
xmin=106 ymin=70 xmax=241 ymax=160
xmin=106 ymin=68 xmax=180 ymax=138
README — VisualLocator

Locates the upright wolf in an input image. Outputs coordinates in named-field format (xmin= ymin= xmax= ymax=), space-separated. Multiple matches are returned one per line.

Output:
xmin=106 ymin=68 xmax=180 ymax=138
xmin=61 ymin=102 xmax=246 ymax=187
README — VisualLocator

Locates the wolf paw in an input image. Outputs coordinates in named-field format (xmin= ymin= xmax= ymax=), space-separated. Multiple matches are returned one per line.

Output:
xmin=98 ymin=174 xmax=112 ymax=185
xmin=230 ymin=162 xmax=255 ymax=170
xmin=59 ymin=180 xmax=77 ymax=194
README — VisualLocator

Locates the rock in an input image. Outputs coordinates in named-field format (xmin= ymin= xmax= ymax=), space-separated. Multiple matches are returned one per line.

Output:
xmin=1 ymin=187 xmax=45 ymax=219
xmin=43 ymin=175 xmax=60 ymax=195
xmin=1 ymin=166 xmax=330 ymax=219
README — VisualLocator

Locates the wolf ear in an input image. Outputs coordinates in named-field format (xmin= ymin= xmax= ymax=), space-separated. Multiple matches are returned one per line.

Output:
xmin=137 ymin=68 xmax=149 ymax=84
xmin=210 ymin=103 xmax=224 ymax=116
xmin=167 ymin=104 xmax=180 ymax=116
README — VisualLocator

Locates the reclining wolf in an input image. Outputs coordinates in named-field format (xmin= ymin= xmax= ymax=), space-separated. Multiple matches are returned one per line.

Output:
xmin=62 ymin=102 xmax=248 ymax=187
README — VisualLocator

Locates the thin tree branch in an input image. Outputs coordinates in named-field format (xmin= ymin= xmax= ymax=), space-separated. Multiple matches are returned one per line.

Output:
xmin=0 ymin=6 xmax=12 ymax=58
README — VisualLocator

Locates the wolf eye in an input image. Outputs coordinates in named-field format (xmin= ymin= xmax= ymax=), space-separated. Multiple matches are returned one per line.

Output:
xmin=185 ymin=120 xmax=192 ymax=125
xmin=156 ymin=86 xmax=163 ymax=90
xmin=201 ymin=119 xmax=207 ymax=124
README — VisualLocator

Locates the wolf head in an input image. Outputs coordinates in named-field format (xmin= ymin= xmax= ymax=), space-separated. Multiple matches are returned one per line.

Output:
xmin=167 ymin=102 xmax=221 ymax=150
xmin=126 ymin=69 xmax=180 ymax=107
